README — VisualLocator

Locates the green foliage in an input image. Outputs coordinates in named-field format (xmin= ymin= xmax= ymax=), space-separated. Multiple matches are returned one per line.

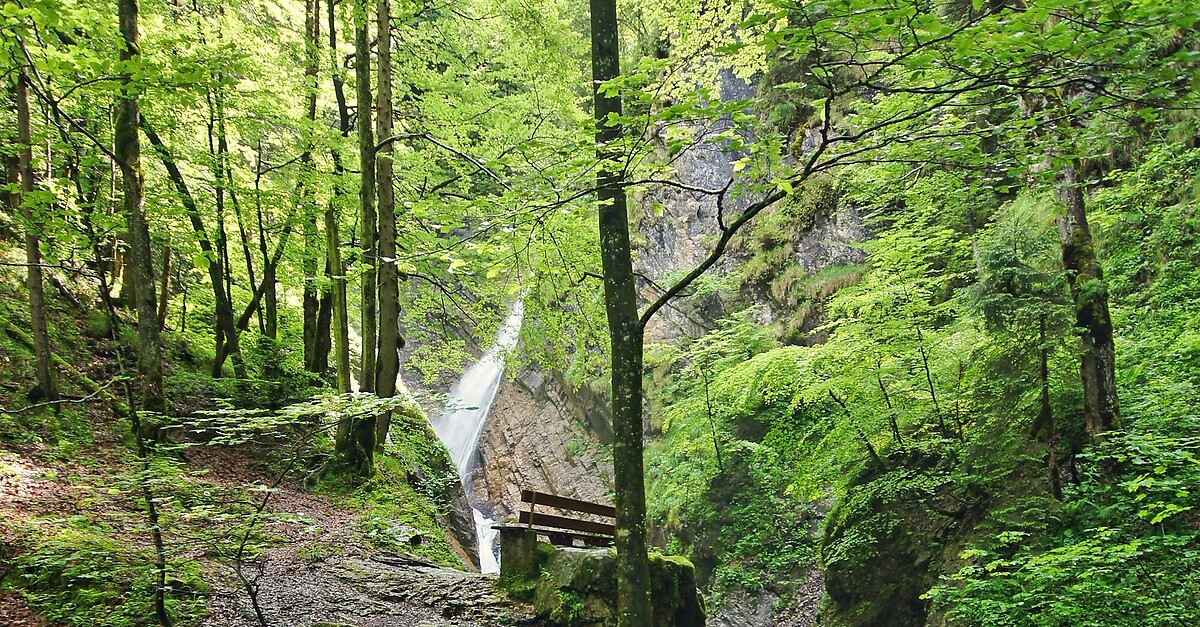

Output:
xmin=928 ymin=429 xmax=1200 ymax=626
xmin=7 ymin=516 xmax=208 ymax=627
xmin=317 ymin=450 xmax=460 ymax=567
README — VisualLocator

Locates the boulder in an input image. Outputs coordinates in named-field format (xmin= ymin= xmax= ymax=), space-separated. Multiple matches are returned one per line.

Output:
xmin=499 ymin=541 xmax=704 ymax=627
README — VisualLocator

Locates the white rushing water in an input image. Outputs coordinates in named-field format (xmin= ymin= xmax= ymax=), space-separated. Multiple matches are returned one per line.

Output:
xmin=431 ymin=301 xmax=525 ymax=574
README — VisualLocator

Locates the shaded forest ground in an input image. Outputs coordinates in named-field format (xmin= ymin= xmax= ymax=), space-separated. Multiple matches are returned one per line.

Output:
xmin=0 ymin=261 xmax=533 ymax=627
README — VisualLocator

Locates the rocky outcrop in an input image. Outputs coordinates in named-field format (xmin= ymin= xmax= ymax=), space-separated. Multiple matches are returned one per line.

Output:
xmin=497 ymin=532 xmax=705 ymax=627
xmin=470 ymin=369 xmax=614 ymax=520
xmin=634 ymin=70 xmax=758 ymax=343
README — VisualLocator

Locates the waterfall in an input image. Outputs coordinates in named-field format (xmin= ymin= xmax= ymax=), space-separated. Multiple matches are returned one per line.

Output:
xmin=430 ymin=301 xmax=525 ymax=574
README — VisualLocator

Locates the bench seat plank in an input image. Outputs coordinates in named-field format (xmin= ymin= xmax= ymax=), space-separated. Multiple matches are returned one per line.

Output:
xmin=519 ymin=510 xmax=616 ymax=536
xmin=521 ymin=490 xmax=617 ymax=518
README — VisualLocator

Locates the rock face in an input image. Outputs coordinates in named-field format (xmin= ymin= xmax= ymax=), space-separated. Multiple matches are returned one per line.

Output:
xmin=635 ymin=69 xmax=758 ymax=343
xmin=471 ymin=369 xmax=614 ymax=520
xmin=335 ymin=554 xmax=534 ymax=624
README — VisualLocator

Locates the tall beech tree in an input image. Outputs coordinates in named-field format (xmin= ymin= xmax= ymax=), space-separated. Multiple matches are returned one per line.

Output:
xmin=13 ymin=68 xmax=57 ymax=401
xmin=373 ymin=0 xmax=401 ymax=447
xmin=116 ymin=0 xmax=165 ymax=416
xmin=327 ymin=0 xmax=353 ymax=395
xmin=334 ymin=0 xmax=378 ymax=474
xmin=589 ymin=0 xmax=653 ymax=622
xmin=356 ymin=0 xmax=378 ymax=396
xmin=301 ymin=0 xmax=323 ymax=374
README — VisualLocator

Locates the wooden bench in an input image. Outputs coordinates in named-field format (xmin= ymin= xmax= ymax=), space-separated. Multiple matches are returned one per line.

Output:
xmin=502 ymin=488 xmax=616 ymax=548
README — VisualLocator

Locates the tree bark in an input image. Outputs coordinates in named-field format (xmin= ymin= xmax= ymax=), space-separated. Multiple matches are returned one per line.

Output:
xmin=327 ymin=0 xmax=353 ymax=395
xmin=14 ymin=70 xmax=58 ymax=401
xmin=326 ymin=199 xmax=351 ymax=393
xmin=590 ymin=0 xmax=653 ymax=622
xmin=1056 ymin=162 xmax=1120 ymax=440
xmin=116 ymin=4 xmax=171 ymax=625
xmin=373 ymin=0 xmax=401 ymax=448
xmin=254 ymin=148 xmax=278 ymax=338
xmin=356 ymin=0 xmax=378 ymax=395
xmin=117 ymin=0 xmax=166 ymax=421
xmin=302 ymin=0 xmax=322 ymax=373
xmin=142 ymin=122 xmax=246 ymax=379
xmin=157 ymin=239 xmax=170 ymax=330
xmin=1038 ymin=315 xmax=1063 ymax=500
xmin=333 ymin=0 xmax=377 ymax=475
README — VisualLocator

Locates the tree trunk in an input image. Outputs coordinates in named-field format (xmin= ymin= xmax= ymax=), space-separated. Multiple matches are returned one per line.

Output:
xmin=157 ymin=239 xmax=170 ymax=330
xmin=117 ymin=5 xmax=171 ymax=625
xmin=1038 ymin=316 xmax=1063 ymax=500
xmin=14 ymin=70 xmax=58 ymax=401
xmin=117 ymin=0 xmax=166 ymax=421
xmin=333 ymin=0 xmax=377 ymax=475
xmin=356 ymin=0 xmax=378 ymax=395
xmin=315 ymin=289 xmax=333 ymax=375
xmin=1056 ymin=162 xmax=1120 ymax=440
xmin=142 ymin=122 xmax=245 ymax=379
xmin=255 ymin=147 xmax=277 ymax=338
xmin=301 ymin=0 xmax=322 ymax=373
xmin=327 ymin=200 xmax=351 ymax=393
xmin=327 ymin=0 xmax=353 ymax=395
xmin=590 ymin=0 xmax=653 ymax=621
xmin=373 ymin=0 xmax=401 ymax=448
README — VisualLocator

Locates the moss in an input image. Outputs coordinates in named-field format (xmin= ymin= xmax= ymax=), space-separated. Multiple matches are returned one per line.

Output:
xmin=317 ymin=451 xmax=460 ymax=568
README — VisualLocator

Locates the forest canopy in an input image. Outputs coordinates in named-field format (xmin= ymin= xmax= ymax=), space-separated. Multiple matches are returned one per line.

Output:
xmin=2 ymin=0 xmax=1200 ymax=625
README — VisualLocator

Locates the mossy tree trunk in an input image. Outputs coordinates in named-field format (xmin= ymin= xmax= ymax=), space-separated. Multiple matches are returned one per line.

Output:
xmin=373 ymin=0 xmax=401 ymax=449
xmin=356 ymin=0 xmax=377 ymax=396
xmin=1056 ymin=161 xmax=1120 ymax=441
xmin=116 ymin=0 xmax=165 ymax=417
xmin=334 ymin=0 xmax=377 ymax=475
xmin=14 ymin=69 xmax=58 ymax=401
xmin=590 ymin=0 xmax=653 ymax=622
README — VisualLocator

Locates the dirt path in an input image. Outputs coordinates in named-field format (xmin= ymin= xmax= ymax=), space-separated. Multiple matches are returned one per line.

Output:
xmin=2 ymin=439 xmax=532 ymax=627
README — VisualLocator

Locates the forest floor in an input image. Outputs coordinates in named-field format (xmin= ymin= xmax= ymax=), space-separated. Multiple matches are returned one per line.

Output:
xmin=0 ymin=410 xmax=533 ymax=627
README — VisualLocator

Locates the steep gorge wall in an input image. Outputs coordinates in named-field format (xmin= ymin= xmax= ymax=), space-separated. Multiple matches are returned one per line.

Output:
xmin=470 ymin=369 xmax=614 ymax=520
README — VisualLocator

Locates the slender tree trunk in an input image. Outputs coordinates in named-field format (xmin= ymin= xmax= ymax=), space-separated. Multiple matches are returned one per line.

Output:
xmin=373 ymin=0 xmax=401 ymax=448
xmin=301 ymin=0 xmax=322 ymax=373
xmin=357 ymin=0 xmax=378 ymax=395
xmin=876 ymin=361 xmax=902 ymax=445
xmin=142 ymin=123 xmax=245 ymax=379
xmin=217 ymin=98 xmax=255 ymax=312
xmin=327 ymin=200 xmax=351 ymax=393
xmin=254 ymin=144 xmax=277 ymax=338
xmin=209 ymin=86 xmax=234 ymax=315
xmin=157 ymin=239 xmax=171 ymax=330
xmin=117 ymin=2 xmax=171 ymax=624
xmin=1056 ymin=162 xmax=1120 ymax=440
xmin=315 ymin=290 xmax=333 ymax=374
xmin=117 ymin=0 xmax=166 ymax=421
xmin=916 ymin=327 xmax=943 ymax=432
xmin=590 ymin=0 xmax=652 ymax=621
xmin=1039 ymin=316 xmax=1063 ymax=500
xmin=327 ymin=0 xmax=353 ymax=395
xmin=14 ymin=70 xmax=58 ymax=401
xmin=334 ymin=0 xmax=377 ymax=474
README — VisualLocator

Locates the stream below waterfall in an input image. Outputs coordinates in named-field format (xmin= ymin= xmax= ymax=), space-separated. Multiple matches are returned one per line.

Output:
xmin=430 ymin=302 xmax=525 ymax=574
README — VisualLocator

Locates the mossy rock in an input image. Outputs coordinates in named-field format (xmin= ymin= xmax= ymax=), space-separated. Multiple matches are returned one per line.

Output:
xmin=515 ymin=544 xmax=704 ymax=626
xmin=820 ymin=446 xmax=976 ymax=627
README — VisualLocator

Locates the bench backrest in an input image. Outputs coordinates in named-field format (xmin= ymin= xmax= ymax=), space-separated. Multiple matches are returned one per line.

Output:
xmin=520 ymin=489 xmax=615 ymax=537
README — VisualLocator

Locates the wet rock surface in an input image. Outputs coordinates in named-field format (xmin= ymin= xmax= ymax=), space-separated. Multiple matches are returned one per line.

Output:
xmin=206 ymin=550 xmax=534 ymax=627
xmin=471 ymin=371 xmax=613 ymax=520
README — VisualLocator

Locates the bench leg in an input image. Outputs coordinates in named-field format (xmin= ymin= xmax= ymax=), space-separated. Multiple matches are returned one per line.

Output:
xmin=498 ymin=527 xmax=539 ymax=578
